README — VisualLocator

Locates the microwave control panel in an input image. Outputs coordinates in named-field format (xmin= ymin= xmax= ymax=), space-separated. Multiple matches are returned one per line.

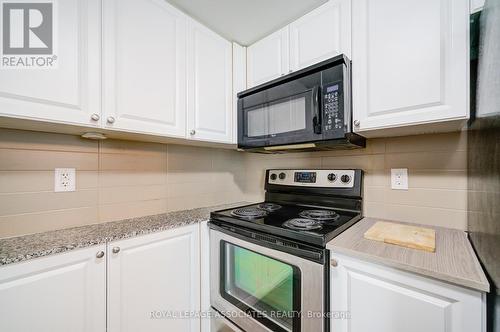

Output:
xmin=323 ymin=83 xmax=343 ymax=133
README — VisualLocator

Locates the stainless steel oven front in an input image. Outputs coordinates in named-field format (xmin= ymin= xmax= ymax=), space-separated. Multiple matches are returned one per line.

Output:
xmin=210 ymin=223 xmax=328 ymax=332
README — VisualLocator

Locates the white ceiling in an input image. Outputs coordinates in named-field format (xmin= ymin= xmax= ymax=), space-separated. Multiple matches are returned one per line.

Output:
xmin=167 ymin=0 xmax=328 ymax=46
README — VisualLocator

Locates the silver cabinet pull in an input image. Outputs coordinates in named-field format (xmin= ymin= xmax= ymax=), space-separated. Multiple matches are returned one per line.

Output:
xmin=91 ymin=113 xmax=100 ymax=121
xmin=330 ymin=259 xmax=338 ymax=267
xmin=112 ymin=247 xmax=120 ymax=254
xmin=190 ymin=129 xmax=196 ymax=135
xmin=353 ymin=120 xmax=360 ymax=127
xmin=107 ymin=116 xmax=115 ymax=124
xmin=96 ymin=251 xmax=105 ymax=258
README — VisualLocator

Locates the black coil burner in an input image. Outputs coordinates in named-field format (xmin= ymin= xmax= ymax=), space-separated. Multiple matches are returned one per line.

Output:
xmin=283 ymin=218 xmax=323 ymax=231
xmin=257 ymin=203 xmax=282 ymax=212
xmin=299 ymin=209 xmax=340 ymax=222
xmin=231 ymin=207 xmax=268 ymax=219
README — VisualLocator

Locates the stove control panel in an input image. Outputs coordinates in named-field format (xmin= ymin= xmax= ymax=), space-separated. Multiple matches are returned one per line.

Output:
xmin=267 ymin=169 xmax=356 ymax=188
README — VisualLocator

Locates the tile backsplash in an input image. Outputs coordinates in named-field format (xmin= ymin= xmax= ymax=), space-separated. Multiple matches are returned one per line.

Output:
xmin=0 ymin=128 xmax=467 ymax=238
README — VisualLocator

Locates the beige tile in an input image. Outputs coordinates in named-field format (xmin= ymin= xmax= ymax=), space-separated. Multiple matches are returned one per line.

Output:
xmin=321 ymin=154 xmax=385 ymax=170
xmin=365 ymin=203 xmax=467 ymax=230
xmin=0 ymin=207 xmax=99 ymax=238
xmin=385 ymin=132 xmax=466 ymax=153
xmin=408 ymin=170 xmax=468 ymax=190
xmin=0 ymin=128 xmax=98 ymax=152
xmin=0 ymin=170 xmax=98 ymax=193
xmin=383 ymin=188 xmax=467 ymax=210
xmin=100 ymin=153 xmax=166 ymax=171
xmin=0 ymin=190 xmax=98 ymax=216
xmin=364 ymin=170 xmax=389 ymax=187
xmin=167 ymin=181 xmax=214 ymax=197
xmin=167 ymin=171 xmax=214 ymax=184
xmin=167 ymin=193 xmax=214 ymax=212
xmin=99 ymin=184 xmax=167 ymax=205
xmin=385 ymin=151 xmax=467 ymax=170
xmin=100 ymin=139 xmax=166 ymax=155
xmin=0 ymin=149 xmax=98 ymax=171
xmin=99 ymin=171 xmax=166 ymax=187
xmin=99 ymin=199 xmax=168 ymax=222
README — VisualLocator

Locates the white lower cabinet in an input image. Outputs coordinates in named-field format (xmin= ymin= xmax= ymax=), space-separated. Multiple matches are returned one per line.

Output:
xmin=107 ymin=224 xmax=201 ymax=332
xmin=330 ymin=253 xmax=486 ymax=332
xmin=0 ymin=245 xmax=106 ymax=332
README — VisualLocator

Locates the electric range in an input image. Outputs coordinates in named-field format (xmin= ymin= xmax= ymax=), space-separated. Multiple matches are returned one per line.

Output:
xmin=209 ymin=169 xmax=363 ymax=332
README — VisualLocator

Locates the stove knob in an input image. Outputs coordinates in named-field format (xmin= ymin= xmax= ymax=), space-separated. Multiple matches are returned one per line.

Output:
xmin=279 ymin=172 xmax=286 ymax=180
xmin=270 ymin=173 xmax=277 ymax=181
xmin=341 ymin=174 xmax=351 ymax=183
xmin=327 ymin=173 xmax=336 ymax=182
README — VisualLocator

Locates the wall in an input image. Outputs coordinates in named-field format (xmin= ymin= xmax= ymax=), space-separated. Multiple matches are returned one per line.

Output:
xmin=0 ymin=128 xmax=467 ymax=238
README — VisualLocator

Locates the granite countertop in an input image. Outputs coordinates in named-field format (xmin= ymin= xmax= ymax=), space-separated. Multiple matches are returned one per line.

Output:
xmin=0 ymin=202 xmax=246 ymax=266
xmin=327 ymin=217 xmax=490 ymax=292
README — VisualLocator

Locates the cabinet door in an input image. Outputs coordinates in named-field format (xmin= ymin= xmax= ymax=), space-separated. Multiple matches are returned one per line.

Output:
xmin=330 ymin=253 xmax=485 ymax=332
xmin=102 ymin=0 xmax=186 ymax=137
xmin=351 ymin=0 xmax=469 ymax=133
xmin=107 ymin=224 xmax=200 ymax=332
xmin=187 ymin=19 xmax=233 ymax=143
xmin=232 ymin=42 xmax=247 ymax=144
xmin=0 ymin=246 xmax=106 ymax=332
xmin=290 ymin=0 xmax=351 ymax=71
xmin=247 ymin=26 xmax=289 ymax=87
xmin=0 ymin=0 xmax=101 ymax=126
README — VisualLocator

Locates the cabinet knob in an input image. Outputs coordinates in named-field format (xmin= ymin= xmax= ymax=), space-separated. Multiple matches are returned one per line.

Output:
xmin=107 ymin=116 xmax=115 ymax=124
xmin=190 ymin=129 xmax=196 ymax=135
xmin=91 ymin=113 xmax=100 ymax=121
xmin=96 ymin=251 xmax=105 ymax=258
xmin=330 ymin=259 xmax=338 ymax=267
xmin=112 ymin=246 xmax=121 ymax=254
xmin=353 ymin=120 xmax=360 ymax=127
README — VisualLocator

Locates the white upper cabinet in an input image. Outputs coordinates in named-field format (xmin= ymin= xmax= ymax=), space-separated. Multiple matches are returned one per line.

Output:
xmin=290 ymin=0 xmax=351 ymax=71
xmin=351 ymin=0 xmax=469 ymax=135
xmin=331 ymin=253 xmax=485 ymax=332
xmin=107 ymin=224 xmax=200 ymax=332
xmin=0 ymin=0 xmax=101 ymax=126
xmin=102 ymin=0 xmax=186 ymax=137
xmin=232 ymin=42 xmax=247 ymax=144
xmin=247 ymin=26 xmax=290 ymax=88
xmin=187 ymin=19 xmax=233 ymax=143
xmin=0 ymin=246 xmax=106 ymax=332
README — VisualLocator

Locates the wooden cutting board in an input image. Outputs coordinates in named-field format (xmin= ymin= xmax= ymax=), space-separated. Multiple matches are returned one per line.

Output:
xmin=364 ymin=221 xmax=436 ymax=252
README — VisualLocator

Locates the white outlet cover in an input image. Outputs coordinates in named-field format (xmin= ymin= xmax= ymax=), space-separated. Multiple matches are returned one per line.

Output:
xmin=54 ymin=168 xmax=76 ymax=192
xmin=391 ymin=168 xmax=408 ymax=190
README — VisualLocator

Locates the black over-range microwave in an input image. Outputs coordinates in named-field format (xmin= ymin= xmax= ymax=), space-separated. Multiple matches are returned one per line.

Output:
xmin=237 ymin=54 xmax=365 ymax=152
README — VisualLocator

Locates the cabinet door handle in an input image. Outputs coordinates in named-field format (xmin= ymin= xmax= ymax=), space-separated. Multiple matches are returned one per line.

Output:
xmin=107 ymin=116 xmax=115 ymax=124
xmin=190 ymin=129 xmax=196 ymax=135
xmin=330 ymin=259 xmax=338 ymax=267
xmin=112 ymin=247 xmax=121 ymax=254
xmin=353 ymin=120 xmax=360 ymax=127
xmin=91 ymin=113 xmax=100 ymax=121
xmin=96 ymin=251 xmax=105 ymax=258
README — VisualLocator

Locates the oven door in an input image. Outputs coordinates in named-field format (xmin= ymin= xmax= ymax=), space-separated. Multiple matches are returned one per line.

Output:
xmin=210 ymin=227 xmax=325 ymax=332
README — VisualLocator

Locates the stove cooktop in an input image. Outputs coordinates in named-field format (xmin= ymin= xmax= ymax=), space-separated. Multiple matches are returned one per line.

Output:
xmin=210 ymin=202 xmax=362 ymax=247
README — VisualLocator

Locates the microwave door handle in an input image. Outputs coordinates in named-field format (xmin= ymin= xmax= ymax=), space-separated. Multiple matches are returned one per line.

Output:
xmin=313 ymin=86 xmax=322 ymax=134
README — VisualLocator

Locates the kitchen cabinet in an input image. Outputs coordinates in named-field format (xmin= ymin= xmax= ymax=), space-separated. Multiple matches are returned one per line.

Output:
xmin=289 ymin=0 xmax=351 ymax=71
xmin=330 ymin=253 xmax=486 ymax=332
xmin=187 ymin=19 xmax=233 ymax=143
xmin=107 ymin=224 xmax=200 ymax=332
xmin=470 ymin=0 xmax=484 ymax=13
xmin=247 ymin=26 xmax=290 ymax=88
xmin=0 ymin=245 xmax=106 ymax=332
xmin=0 ymin=0 xmax=101 ymax=127
xmin=351 ymin=0 xmax=469 ymax=136
xmin=232 ymin=43 xmax=247 ymax=144
xmin=102 ymin=0 xmax=187 ymax=137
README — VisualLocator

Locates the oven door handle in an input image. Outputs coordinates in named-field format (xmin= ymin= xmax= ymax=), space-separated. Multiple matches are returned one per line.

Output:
xmin=312 ymin=86 xmax=322 ymax=134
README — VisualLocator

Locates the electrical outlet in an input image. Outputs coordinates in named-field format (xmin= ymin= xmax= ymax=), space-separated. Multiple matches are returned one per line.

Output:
xmin=54 ymin=168 xmax=76 ymax=192
xmin=391 ymin=168 xmax=408 ymax=190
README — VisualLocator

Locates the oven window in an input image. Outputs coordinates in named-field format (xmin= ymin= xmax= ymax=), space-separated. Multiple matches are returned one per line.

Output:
xmin=221 ymin=242 xmax=301 ymax=332
xmin=247 ymin=96 xmax=306 ymax=138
